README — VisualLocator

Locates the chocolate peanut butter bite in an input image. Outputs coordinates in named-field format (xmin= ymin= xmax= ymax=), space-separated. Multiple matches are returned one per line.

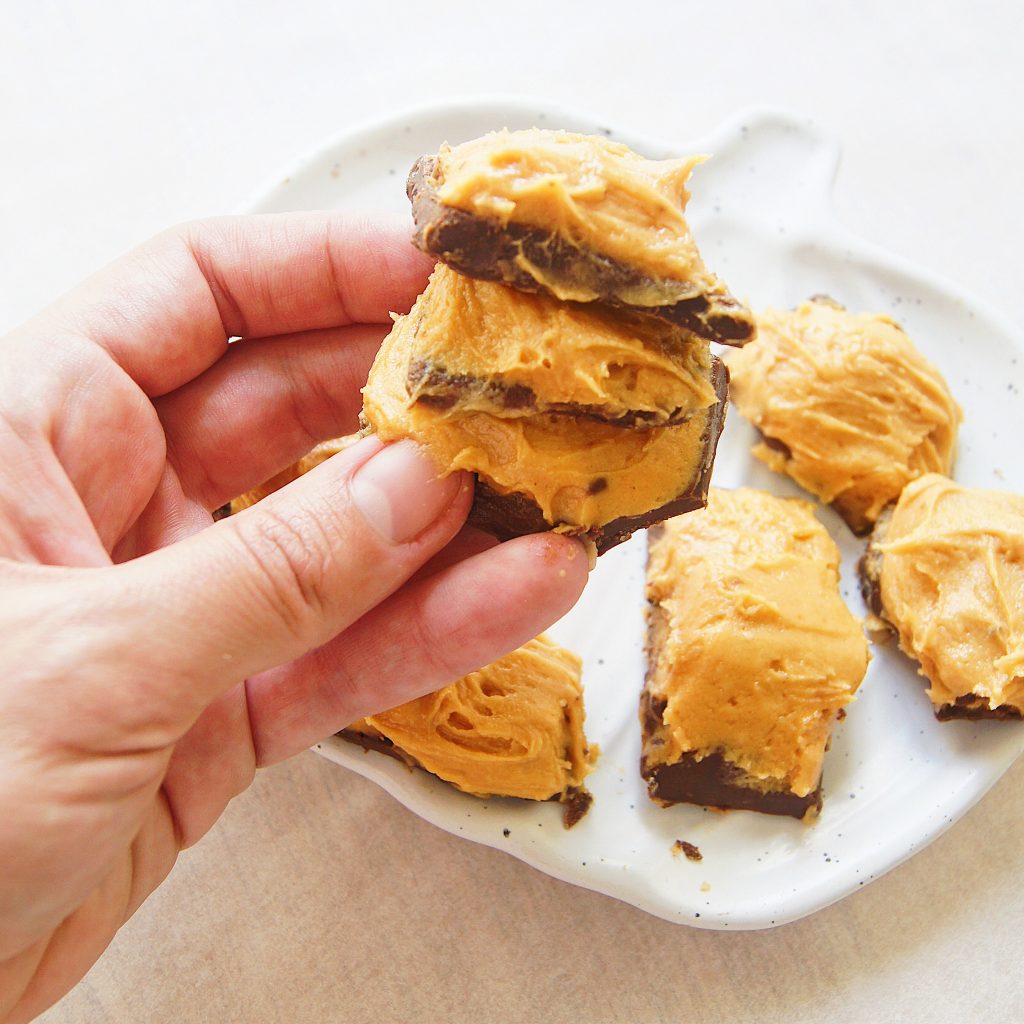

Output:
xmin=728 ymin=297 xmax=962 ymax=535
xmin=361 ymin=266 xmax=728 ymax=553
xmin=343 ymin=635 xmax=596 ymax=827
xmin=362 ymin=128 xmax=749 ymax=553
xmin=642 ymin=488 xmax=870 ymax=819
xmin=408 ymin=128 xmax=755 ymax=345
xmin=860 ymin=474 xmax=1024 ymax=721
xmin=402 ymin=264 xmax=718 ymax=427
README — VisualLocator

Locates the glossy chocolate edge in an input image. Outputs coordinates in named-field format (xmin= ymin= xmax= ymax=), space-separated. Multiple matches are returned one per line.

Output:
xmin=408 ymin=156 xmax=755 ymax=346
xmin=465 ymin=358 xmax=729 ymax=555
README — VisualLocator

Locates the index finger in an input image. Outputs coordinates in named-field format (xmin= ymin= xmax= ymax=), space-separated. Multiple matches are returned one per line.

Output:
xmin=25 ymin=212 xmax=433 ymax=397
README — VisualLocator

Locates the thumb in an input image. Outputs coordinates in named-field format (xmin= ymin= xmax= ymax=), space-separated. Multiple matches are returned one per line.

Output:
xmin=118 ymin=436 xmax=472 ymax=711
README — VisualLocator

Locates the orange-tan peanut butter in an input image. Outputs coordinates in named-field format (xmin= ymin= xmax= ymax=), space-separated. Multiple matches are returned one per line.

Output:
xmin=347 ymin=636 xmax=595 ymax=800
xmin=645 ymin=488 xmax=869 ymax=796
xmin=877 ymin=474 xmax=1024 ymax=714
xmin=228 ymin=435 xmax=359 ymax=514
xmin=407 ymin=265 xmax=716 ymax=422
xmin=433 ymin=128 xmax=725 ymax=307
xmin=728 ymin=299 xmax=962 ymax=533
xmin=361 ymin=278 xmax=717 ymax=531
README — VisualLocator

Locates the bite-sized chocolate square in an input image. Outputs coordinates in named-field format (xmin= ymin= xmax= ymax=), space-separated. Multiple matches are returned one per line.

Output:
xmin=408 ymin=129 xmax=755 ymax=346
xmin=859 ymin=474 xmax=1024 ymax=721
xmin=728 ymin=296 xmax=961 ymax=535
xmin=341 ymin=635 xmax=596 ymax=828
xmin=361 ymin=272 xmax=731 ymax=555
xmin=641 ymin=488 xmax=869 ymax=818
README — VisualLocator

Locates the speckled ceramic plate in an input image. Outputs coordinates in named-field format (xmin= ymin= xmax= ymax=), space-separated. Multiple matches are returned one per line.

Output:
xmin=245 ymin=98 xmax=1024 ymax=929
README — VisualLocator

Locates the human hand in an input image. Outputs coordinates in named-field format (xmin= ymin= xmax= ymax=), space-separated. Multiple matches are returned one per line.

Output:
xmin=0 ymin=215 xmax=588 ymax=1022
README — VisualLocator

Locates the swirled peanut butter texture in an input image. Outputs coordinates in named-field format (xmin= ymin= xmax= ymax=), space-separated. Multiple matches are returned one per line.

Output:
xmin=875 ymin=474 xmax=1024 ymax=716
xmin=346 ymin=636 xmax=595 ymax=802
xmin=361 ymin=270 xmax=718 ymax=532
xmin=728 ymin=299 xmax=962 ymax=534
xmin=412 ymin=128 xmax=755 ymax=344
xmin=645 ymin=488 xmax=869 ymax=798
xmin=434 ymin=129 xmax=716 ymax=305
xmin=405 ymin=265 xmax=716 ymax=424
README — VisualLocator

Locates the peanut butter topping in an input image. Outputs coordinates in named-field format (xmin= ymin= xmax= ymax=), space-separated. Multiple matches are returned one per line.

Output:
xmin=228 ymin=435 xmax=358 ymax=514
xmin=348 ymin=636 xmax=594 ymax=801
xmin=361 ymin=292 xmax=716 ymax=530
xmin=407 ymin=265 xmax=716 ymax=422
xmin=728 ymin=300 xmax=962 ymax=533
xmin=877 ymin=474 xmax=1024 ymax=713
xmin=433 ymin=128 xmax=724 ymax=306
xmin=646 ymin=488 xmax=869 ymax=796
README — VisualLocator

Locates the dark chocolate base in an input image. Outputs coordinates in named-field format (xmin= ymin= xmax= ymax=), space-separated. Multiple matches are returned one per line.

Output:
xmin=339 ymin=726 xmax=419 ymax=768
xmin=639 ymin=692 xmax=822 ymax=820
xmin=857 ymin=505 xmax=892 ymax=618
xmin=936 ymin=696 xmax=1023 ymax=721
xmin=465 ymin=358 xmax=728 ymax=555
xmin=408 ymin=157 xmax=755 ymax=347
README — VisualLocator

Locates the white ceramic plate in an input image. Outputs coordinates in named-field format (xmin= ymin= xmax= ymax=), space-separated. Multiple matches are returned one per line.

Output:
xmin=245 ymin=98 xmax=1024 ymax=929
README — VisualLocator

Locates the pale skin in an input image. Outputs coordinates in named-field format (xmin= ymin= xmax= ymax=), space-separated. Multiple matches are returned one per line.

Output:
xmin=0 ymin=215 xmax=588 ymax=1022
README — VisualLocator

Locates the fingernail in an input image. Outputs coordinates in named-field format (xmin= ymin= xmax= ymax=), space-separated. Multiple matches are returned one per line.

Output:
xmin=350 ymin=440 xmax=463 ymax=544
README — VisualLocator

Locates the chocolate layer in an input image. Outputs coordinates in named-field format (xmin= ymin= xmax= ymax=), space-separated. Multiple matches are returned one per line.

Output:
xmin=936 ymin=695 xmax=1023 ymax=721
xmin=408 ymin=355 xmax=700 ymax=428
xmin=640 ymin=606 xmax=822 ymax=819
xmin=408 ymin=157 xmax=755 ymax=347
xmin=857 ymin=504 xmax=891 ymax=618
xmin=464 ymin=358 xmax=728 ymax=554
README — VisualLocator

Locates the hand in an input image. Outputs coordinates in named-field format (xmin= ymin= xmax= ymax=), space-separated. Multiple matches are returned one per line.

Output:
xmin=0 ymin=215 xmax=588 ymax=1022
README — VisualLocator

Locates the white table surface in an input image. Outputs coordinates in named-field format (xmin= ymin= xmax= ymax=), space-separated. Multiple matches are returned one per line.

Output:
xmin=3 ymin=2 xmax=1022 ymax=1021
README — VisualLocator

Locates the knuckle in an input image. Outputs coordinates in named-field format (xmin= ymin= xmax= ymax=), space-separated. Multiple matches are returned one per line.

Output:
xmin=305 ymin=645 xmax=365 ymax=724
xmin=404 ymin=602 xmax=464 ymax=689
xmin=230 ymin=506 xmax=340 ymax=647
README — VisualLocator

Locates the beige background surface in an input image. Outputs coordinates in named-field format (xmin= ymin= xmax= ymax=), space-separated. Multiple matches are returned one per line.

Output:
xmin=38 ymin=752 xmax=1024 ymax=1024
xmin=4 ymin=1 xmax=1023 ymax=1021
